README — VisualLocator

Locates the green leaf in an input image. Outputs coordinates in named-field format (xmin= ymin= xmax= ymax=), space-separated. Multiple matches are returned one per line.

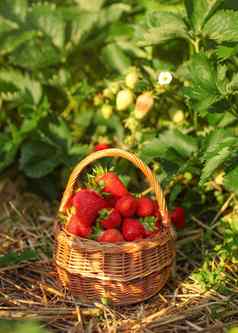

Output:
xmin=0 ymin=16 xmax=18 ymax=37
xmin=169 ymin=183 xmax=183 ymax=206
xmin=199 ymin=129 xmax=237 ymax=185
xmin=224 ymin=166 xmax=238 ymax=194
xmin=0 ymin=136 xmax=20 ymax=172
xmin=28 ymin=4 xmax=65 ymax=49
xmin=99 ymin=4 xmax=131 ymax=26
xmin=216 ymin=45 xmax=238 ymax=61
xmin=0 ymin=30 xmax=38 ymax=55
xmin=200 ymin=147 xmax=231 ymax=185
xmin=48 ymin=119 xmax=72 ymax=151
xmin=185 ymin=0 xmax=223 ymax=32
xmin=101 ymin=43 xmax=131 ymax=73
xmin=20 ymin=141 xmax=63 ymax=178
xmin=184 ymin=54 xmax=221 ymax=115
xmin=140 ymin=129 xmax=197 ymax=162
xmin=69 ymin=144 xmax=89 ymax=157
xmin=0 ymin=68 xmax=42 ymax=104
xmin=228 ymin=72 xmax=238 ymax=91
xmin=217 ymin=112 xmax=237 ymax=128
xmin=75 ymin=0 xmax=105 ymax=11
xmin=201 ymin=129 xmax=235 ymax=158
xmin=0 ymin=99 xmax=48 ymax=173
xmin=0 ymin=0 xmax=27 ymax=24
xmin=216 ymin=64 xmax=229 ymax=94
xmin=66 ymin=4 xmax=130 ymax=47
xmin=135 ymin=11 xmax=189 ymax=46
xmin=10 ymin=37 xmax=61 ymax=69
xmin=69 ymin=10 xmax=99 ymax=46
xmin=203 ymin=10 xmax=238 ymax=43
xmin=0 ymin=249 xmax=38 ymax=267
xmin=116 ymin=40 xmax=147 ymax=59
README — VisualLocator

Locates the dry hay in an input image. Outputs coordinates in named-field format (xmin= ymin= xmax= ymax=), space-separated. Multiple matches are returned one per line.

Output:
xmin=0 ymin=179 xmax=237 ymax=332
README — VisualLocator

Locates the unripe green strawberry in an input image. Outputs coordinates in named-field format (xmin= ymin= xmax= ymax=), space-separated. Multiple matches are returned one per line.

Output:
xmin=109 ymin=82 xmax=120 ymax=94
xmin=168 ymin=109 xmax=184 ymax=123
xmin=125 ymin=69 xmax=139 ymax=89
xmin=103 ymin=88 xmax=113 ymax=99
xmin=101 ymin=104 xmax=113 ymax=119
xmin=134 ymin=92 xmax=154 ymax=119
xmin=184 ymin=172 xmax=193 ymax=181
xmin=93 ymin=93 xmax=103 ymax=106
xmin=172 ymin=110 xmax=184 ymax=124
xmin=214 ymin=171 xmax=224 ymax=185
xmin=116 ymin=89 xmax=133 ymax=111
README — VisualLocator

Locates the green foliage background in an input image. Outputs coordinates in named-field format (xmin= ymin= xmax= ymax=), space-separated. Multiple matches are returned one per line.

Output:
xmin=1 ymin=0 xmax=238 ymax=200
xmin=0 ymin=0 xmax=237 ymax=196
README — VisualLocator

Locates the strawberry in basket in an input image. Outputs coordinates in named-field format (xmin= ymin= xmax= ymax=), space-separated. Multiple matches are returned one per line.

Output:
xmin=63 ymin=166 xmax=174 ymax=243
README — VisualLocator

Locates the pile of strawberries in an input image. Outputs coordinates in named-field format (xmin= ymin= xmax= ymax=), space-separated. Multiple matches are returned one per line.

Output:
xmin=64 ymin=170 xmax=185 ymax=243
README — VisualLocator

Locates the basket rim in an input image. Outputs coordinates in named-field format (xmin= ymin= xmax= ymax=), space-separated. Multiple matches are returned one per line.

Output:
xmin=55 ymin=221 xmax=175 ymax=252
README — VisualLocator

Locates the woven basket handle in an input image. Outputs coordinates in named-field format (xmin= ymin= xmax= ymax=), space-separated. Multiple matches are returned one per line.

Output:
xmin=59 ymin=148 xmax=172 ymax=229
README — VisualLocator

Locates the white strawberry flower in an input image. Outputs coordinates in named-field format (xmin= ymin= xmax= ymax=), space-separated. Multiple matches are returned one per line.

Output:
xmin=158 ymin=71 xmax=173 ymax=85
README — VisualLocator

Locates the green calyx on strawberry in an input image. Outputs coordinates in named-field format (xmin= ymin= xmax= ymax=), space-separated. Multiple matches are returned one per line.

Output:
xmin=136 ymin=196 xmax=154 ymax=217
xmin=91 ymin=221 xmax=103 ymax=240
xmin=72 ymin=189 xmax=108 ymax=225
xmin=66 ymin=214 xmax=92 ymax=238
xmin=87 ymin=166 xmax=128 ymax=198
xmin=115 ymin=194 xmax=137 ymax=217
xmin=140 ymin=216 xmax=160 ymax=237
xmin=97 ymin=228 xmax=124 ymax=243
xmin=97 ymin=208 xmax=121 ymax=229
xmin=122 ymin=218 xmax=145 ymax=241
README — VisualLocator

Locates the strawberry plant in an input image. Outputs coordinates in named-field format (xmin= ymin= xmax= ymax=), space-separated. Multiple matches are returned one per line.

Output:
xmin=0 ymin=0 xmax=237 ymax=200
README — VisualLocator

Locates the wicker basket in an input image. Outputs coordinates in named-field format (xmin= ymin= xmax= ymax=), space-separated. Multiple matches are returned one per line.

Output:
xmin=54 ymin=148 xmax=176 ymax=305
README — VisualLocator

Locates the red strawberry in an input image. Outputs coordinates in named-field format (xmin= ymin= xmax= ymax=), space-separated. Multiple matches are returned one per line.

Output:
xmin=122 ymin=218 xmax=145 ymax=241
xmin=96 ymin=172 xmax=128 ymax=198
xmin=73 ymin=189 xmax=107 ymax=225
xmin=136 ymin=197 xmax=154 ymax=217
xmin=94 ymin=143 xmax=110 ymax=151
xmin=97 ymin=229 xmax=124 ymax=243
xmin=106 ymin=195 xmax=117 ymax=208
xmin=66 ymin=215 xmax=92 ymax=237
xmin=170 ymin=207 xmax=185 ymax=229
xmin=115 ymin=195 xmax=137 ymax=217
xmin=153 ymin=200 xmax=159 ymax=211
xmin=98 ymin=208 xmax=121 ymax=229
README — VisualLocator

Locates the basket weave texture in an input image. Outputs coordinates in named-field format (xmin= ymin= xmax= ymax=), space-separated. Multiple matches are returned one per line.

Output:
xmin=54 ymin=149 xmax=176 ymax=305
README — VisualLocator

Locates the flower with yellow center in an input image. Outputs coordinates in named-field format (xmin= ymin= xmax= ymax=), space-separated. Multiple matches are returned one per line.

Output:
xmin=158 ymin=71 xmax=173 ymax=85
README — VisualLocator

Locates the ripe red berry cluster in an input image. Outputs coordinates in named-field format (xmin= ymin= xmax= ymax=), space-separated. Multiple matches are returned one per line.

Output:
xmin=64 ymin=170 xmax=185 ymax=243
